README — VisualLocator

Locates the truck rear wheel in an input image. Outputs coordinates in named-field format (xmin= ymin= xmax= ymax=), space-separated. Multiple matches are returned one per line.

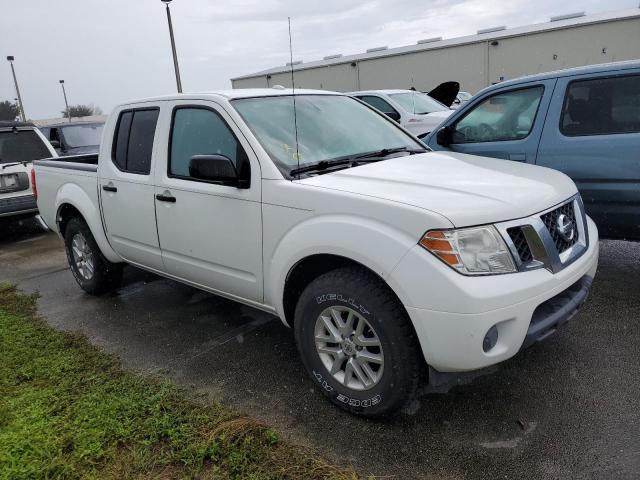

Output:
xmin=64 ymin=217 xmax=122 ymax=295
xmin=294 ymin=267 xmax=422 ymax=416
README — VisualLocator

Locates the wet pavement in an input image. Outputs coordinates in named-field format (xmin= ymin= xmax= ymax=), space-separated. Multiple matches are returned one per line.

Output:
xmin=1 ymin=217 xmax=638 ymax=479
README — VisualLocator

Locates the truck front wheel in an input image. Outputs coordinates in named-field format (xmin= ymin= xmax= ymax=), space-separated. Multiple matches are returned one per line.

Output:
xmin=294 ymin=267 xmax=422 ymax=416
xmin=64 ymin=217 xmax=122 ymax=295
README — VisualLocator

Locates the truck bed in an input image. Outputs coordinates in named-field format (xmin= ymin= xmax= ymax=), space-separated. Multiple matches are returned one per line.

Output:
xmin=33 ymin=154 xmax=100 ymax=233
xmin=35 ymin=153 xmax=99 ymax=171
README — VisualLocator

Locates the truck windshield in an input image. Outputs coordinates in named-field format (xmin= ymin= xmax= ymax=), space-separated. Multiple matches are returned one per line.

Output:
xmin=0 ymin=130 xmax=51 ymax=164
xmin=390 ymin=92 xmax=449 ymax=114
xmin=60 ymin=124 xmax=104 ymax=148
xmin=232 ymin=95 xmax=422 ymax=176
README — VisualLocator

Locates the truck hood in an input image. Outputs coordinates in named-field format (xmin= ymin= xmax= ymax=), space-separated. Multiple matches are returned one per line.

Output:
xmin=298 ymin=151 xmax=577 ymax=227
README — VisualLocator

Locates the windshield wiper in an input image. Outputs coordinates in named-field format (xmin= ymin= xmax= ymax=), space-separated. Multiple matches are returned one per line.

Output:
xmin=289 ymin=158 xmax=354 ymax=176
xmin=289 ymin=146 xmax=427 ymax=177
xmin=350 ymin=146 xmax=427 ymax=161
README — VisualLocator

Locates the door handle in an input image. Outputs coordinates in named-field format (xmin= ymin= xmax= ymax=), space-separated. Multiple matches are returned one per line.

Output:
xmin=155 ymin=192 xmax=176 ymax=203
xmin=509 ymin=153 xmax=527 ymax=162
xmin=102 ymin=184 xmax=117 ymax=192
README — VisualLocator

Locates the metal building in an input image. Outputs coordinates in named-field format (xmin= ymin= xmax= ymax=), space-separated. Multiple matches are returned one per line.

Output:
xmin=231 ymin=8 xmax=640 ymax=94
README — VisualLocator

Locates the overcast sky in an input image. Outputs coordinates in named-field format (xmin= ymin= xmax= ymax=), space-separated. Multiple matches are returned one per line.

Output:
xmin=1 ymin=0 xmax=636 ymax=119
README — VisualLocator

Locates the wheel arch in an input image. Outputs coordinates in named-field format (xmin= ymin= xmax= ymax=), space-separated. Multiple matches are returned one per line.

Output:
xmin=54 ymin=183 xmax=121 ymax=263
xmin=282 ymin=254 xmax=395 ymax=328
xmin=267 ymin=214 xmax=420 ymax=326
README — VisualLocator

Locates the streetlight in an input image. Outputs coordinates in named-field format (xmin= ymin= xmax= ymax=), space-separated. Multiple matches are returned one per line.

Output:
xmin=6 ymin=56 xmax=26 ymax=122
xmin=161 ymin=0 xmax=183 ymax=93
xmin=59 ymin=80 xmax=71 ymax=122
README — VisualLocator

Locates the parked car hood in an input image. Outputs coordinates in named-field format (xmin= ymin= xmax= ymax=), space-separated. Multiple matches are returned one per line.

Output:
xmin=426 ymin=81 xmax=460 ymax=107
xmin=298 ymin=151 xmax=577 ymax=227
xmin=425 ymin=110 xmax=453 ymax=120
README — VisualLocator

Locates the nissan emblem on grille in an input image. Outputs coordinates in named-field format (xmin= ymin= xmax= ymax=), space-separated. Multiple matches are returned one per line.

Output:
xmin=556 ymin=213 xmax=575 ymax=242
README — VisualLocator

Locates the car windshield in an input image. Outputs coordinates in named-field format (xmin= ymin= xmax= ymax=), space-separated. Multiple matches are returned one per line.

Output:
xmin=0 ymin=130 xmax=51 ymax=164
xmin=232 ymin=95 xmax=422 ymax=176
xmin=389 ymin=92 xmax=449 ymax=114
xmin=60 ymin=124 xmax=104 ymax=148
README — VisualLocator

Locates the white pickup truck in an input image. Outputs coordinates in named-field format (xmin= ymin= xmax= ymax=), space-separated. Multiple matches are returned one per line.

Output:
xmin=34 ymin=89 xmax=599 ymax=416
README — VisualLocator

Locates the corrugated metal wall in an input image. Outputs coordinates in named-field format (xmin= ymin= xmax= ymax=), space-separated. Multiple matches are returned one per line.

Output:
xmin=232 ymin=17 xmax=640 ymax=94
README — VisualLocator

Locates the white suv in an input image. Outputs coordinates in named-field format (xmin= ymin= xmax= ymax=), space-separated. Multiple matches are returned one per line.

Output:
xmin=0 ymin=122 xmax=56 ymax=219
xmin=350 ymin=89 xmax=453 ymax=138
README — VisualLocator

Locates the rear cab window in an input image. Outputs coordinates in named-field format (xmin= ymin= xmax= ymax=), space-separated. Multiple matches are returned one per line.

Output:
xmin=111 ymin=108 xmax=160 ymax=174
xmin=560 ymin=74 xmax=640 ymax=136
xmin=0 ymin=129 xmax=51 ymax=164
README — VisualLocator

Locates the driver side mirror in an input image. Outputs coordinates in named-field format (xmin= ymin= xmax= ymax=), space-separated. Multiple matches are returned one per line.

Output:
xmin=49 ymin=140 xmax=61 ymax=149
xmin=436 ymin=126 xmax=452 ymax=147
xmin=384 ymin=110 xmax=401 ymax=123
xmin=188 ymin=154 xmax=247 ymax=188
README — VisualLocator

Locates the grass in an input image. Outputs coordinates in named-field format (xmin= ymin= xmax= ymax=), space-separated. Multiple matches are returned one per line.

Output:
xmin=0 ymin=284 xmax=359 ymax=480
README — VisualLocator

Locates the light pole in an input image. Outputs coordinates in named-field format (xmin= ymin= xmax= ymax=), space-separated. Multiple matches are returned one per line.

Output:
xmin=59 ymin=80 xmax=71 ymax=122
xmin=6 ymin=56 xmax=26 ymax=122
xmin=161 ymin=0 xmax=183 ymax=93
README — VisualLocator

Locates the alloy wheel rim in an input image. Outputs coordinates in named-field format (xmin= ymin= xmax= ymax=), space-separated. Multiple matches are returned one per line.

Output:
xmin=71 ymin=233 xmax=94 ymax=280
xmin=314 ymin=306 xmax=384 ymax=391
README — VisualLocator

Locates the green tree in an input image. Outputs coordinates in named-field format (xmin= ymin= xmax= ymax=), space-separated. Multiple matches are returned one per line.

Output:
xmin=62 ymin=104 xmax=102 ymax=118
xmin=0 ymin=100 xmax=20 ymax=121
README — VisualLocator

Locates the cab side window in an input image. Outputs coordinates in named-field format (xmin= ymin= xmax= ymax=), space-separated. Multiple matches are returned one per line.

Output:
xmin=358 ymin=96 xmax=398 ymax=116
xmin=451 ymin=86 xmax=544 ymax=143
xmin=169 ymin=107 xmax=250 ymax=182
xmin=112 ymin=108 xmax=159 ymax=174
xmin=561 ymin=74 xmax=640 ymax=136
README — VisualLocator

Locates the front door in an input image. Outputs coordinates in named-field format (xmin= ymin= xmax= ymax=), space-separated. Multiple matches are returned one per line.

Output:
xmin=429 ymin=80 xmax=555 ymax=163
xmin=154 ymin=101 xmax=263 ymax=302
xmin=99 ymin=107 xmax=164 ymax=270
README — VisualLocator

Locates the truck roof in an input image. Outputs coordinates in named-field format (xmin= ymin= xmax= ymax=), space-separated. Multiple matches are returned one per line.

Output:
xmin=41 ymin=120 xmax=105 ymax=128
xmin=117 ymin=88 xmax=342 ymax=108
xmin=480 ymin=59 xmax=640 ymax=92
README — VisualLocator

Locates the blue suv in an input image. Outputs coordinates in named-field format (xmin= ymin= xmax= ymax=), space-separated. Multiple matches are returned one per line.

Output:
xmin=425 ymin=60 xmax=640 ymax=241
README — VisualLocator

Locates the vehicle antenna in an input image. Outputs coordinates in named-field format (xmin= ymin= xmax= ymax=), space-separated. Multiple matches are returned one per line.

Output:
xmin=288 ymin=17 xmax=300 ymax=175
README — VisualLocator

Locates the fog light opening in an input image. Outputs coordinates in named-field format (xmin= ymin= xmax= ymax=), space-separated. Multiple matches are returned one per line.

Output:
xmin=483 ymin=325 xmax=499 ymax=352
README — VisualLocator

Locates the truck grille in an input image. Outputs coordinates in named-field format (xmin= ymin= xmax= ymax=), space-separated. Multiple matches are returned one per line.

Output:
xmin=540 ymin=202 xmax=578 ymax=253
xmin=507 ymin=227 xmax=533 ymax=263
xmin=497 ymin=195 xmax=588 ymax=274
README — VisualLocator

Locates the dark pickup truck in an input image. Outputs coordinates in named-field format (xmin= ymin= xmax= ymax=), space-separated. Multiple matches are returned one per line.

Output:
xmin=39 ymin=120 xmax=104 ymax=156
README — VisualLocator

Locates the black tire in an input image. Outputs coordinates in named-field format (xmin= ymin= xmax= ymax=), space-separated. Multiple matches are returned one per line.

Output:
xmin=64 ymin=217 xmax=122 ymax=295
xmin=294 ymin=267 xmax=422 ymax=417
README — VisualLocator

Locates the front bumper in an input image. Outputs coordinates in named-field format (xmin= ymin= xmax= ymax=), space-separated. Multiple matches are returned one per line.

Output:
xmin=0 ymin=194 xmax=38 ymax=217
xmin=389 ymin=217 xmax=599 ymax=372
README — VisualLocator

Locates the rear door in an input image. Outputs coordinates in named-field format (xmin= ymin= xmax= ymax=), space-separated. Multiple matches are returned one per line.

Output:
xmin=153 ymin=100 xmax=263 ymax=302
xmin=428 ymin=80 xmax=555 ymax=163
xmin=98 ymin=105 xmax=164 ymax=270
xmin=537 ymin=68 xmax=640 ymax=240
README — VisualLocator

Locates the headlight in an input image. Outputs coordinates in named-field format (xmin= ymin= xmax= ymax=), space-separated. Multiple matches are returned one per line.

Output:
xmin=419 ymin=225 xmax=516 ymax=275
